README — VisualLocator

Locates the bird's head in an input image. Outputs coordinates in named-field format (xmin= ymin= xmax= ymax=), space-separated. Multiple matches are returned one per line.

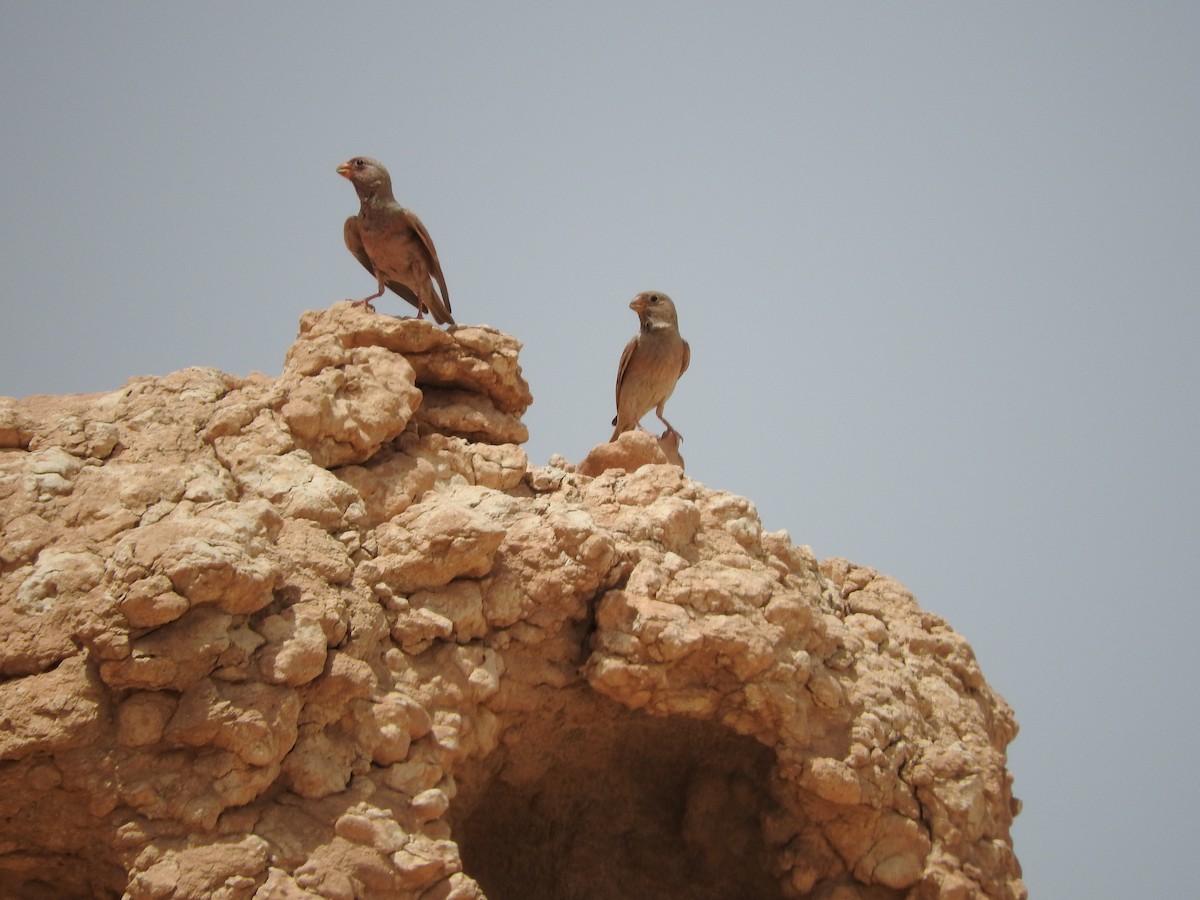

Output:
xmin=337 ymin=156 xmax=392 ymax=199
xmin=631 ymin=291 xmax=678 ymax=327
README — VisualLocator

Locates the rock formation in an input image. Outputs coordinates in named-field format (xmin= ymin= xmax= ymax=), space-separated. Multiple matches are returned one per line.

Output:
xmin=0 ymin=303 xmax=1024 ymax=899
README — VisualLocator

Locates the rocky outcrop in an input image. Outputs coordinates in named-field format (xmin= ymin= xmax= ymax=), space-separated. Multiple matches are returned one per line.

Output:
xmin=0 ymin=303 xmax=1024 ymax=900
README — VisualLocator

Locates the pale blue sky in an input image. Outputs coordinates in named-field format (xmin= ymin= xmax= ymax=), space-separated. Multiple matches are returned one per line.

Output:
xmin=3 ymin=3 xmax=1198 ymax=896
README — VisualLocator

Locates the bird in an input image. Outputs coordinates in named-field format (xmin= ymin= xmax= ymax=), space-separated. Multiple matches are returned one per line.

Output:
xmin=610 ymin=291 xmax=690 ymax=442
xmin=337 ymin=156 xmax=455 ymax=325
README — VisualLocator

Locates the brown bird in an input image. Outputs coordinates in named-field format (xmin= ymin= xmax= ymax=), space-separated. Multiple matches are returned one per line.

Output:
xmin=337 ymin=156 xmax=455 ymax=325
xmin=611 ymin=291 xmax=691 ymax=442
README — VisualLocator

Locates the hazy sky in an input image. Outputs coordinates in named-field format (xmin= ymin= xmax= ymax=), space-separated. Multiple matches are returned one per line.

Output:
xmin=3 ymin=3 xmax=1198 ymax=896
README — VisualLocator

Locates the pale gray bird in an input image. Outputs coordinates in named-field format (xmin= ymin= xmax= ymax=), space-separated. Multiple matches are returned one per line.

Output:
xmin=610 ymin=291 xmax=691 ymax=442
xmin=337 ymin=156 xmax=455 ymax=325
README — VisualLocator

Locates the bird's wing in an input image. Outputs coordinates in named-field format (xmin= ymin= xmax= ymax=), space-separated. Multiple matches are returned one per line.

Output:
xmin=343 ymin=216 xmax=376 ymax=277
xmin=385 ymin=280 xmax=424 ymax=310
xmin=407 ymin=209 xmax=452 ymax=314
xmin=613 ymin=334 xmax=640 ymax=416
xmin=679 ymin=338 xmax=691 ymax=378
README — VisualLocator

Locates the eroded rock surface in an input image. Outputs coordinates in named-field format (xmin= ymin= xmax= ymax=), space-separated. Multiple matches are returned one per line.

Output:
xmin=0 ymin=303 xmax=1023 ymax=899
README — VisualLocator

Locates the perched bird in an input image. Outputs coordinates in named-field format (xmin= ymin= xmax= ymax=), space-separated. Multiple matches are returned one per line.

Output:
xmin=610 ymin=291 xmax=690 ymax=442
xmin=337 ymin=156 xmax=455 ymax=325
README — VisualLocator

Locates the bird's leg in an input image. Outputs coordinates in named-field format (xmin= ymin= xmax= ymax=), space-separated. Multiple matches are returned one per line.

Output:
xmin=352 ymin=279 xmax=387 ymax=311
xmin=657 ymin=412 xmax=683 ymax=442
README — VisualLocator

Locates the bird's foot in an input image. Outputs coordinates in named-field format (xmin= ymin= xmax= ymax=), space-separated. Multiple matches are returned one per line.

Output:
xmin=349 ymin=298 xmax=376 ymax=312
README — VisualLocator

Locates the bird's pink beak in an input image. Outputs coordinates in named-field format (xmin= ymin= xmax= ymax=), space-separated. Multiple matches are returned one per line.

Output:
xmin=336 ymin=162 xmax=352 ymax=178
xmin=629 ymin=295 xmax=648 ymax=313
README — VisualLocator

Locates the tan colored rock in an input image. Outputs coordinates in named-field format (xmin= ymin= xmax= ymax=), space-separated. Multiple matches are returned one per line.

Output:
xmin=335 ymin=450 xmax=438 ymax=527
xmin=375 ymin=494 xmax=508 ymax=593
xmin=280 ymin=346 xmax=421 ymax=469
xmin=576 ymin=426 xmax=684 ymax=476
xmin=415 ymin=388 xmax=528 ymax=445
xmin=0 ymin=307 xmax=1022 ymax=900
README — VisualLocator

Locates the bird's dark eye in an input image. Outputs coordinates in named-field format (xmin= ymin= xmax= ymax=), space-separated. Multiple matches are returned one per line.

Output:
xmin=354 ymin=158 xmax=366 ymax=167
xmin=649 ymin=294 xmax=660 ymax=303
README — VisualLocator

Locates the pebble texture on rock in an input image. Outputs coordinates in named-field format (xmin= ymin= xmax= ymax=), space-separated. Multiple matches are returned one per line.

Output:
xmin=0 ymin=303 xmax=1024 ymax=899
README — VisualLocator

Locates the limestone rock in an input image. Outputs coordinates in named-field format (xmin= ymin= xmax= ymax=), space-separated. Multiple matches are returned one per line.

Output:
xmin=577 ymin=427 xmax=684 ymax=476
xmin=0 ymin=305 xmax=1023 ymax=899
